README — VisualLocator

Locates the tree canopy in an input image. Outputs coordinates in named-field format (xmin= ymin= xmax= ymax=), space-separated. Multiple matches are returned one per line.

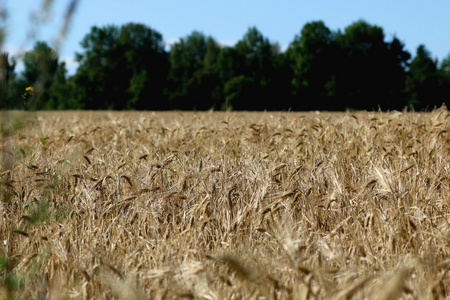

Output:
xmin=168 ymin=31 xmax=222 ymax=110
xmin=72 ymin=23 xmax=167 ymax=110
xmin=2 ymin=20 xmax=449 ymax=111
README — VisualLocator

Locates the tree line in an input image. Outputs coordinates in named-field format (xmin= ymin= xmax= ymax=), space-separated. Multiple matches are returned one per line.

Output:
xmin=2 ymin=20 xmax=450 ymax=111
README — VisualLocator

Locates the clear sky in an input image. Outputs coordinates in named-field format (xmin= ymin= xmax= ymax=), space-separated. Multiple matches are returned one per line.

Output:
xmin=4 ymin=0 xmax=450 ymax=75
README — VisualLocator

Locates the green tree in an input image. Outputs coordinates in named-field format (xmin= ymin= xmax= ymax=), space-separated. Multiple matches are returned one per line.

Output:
xmin=218 ymin=46 xmax=241 ymax=87
xmin=223 ymin=75 xmax=256 ymax=110
xmin=384 ymin=37 xmax=411 ymax=109
xmin=73 ymin=25 xmax=121 ymax=109
xmin=0 ymin=53 xmax=17 ymax=109
xmin=18 ymin=42 xmax=59 ymax=109
xmin=46 ymin=62 xmax=81 ymax=109
xmin=441 ymin=53 xmax=450 ymax=77
xmin=119 ymin=23 xmax=168 ymax=109
xmin=287 ymin=21 xmax=338 ymax=110
xmin=168 ymin=31 xmax=222 ymax=110
xmin=234 ymin=27 xmax=274 ymax=79
xmin=220 ymin=27 xmax=281 ymax=110
xmin=272 ymin=50 xmax=296 ymax=110
xmin=439 ymin=53 xmax=450 ymax=106
xmin=335 ymin=20 xmax=410 ymax=110
xmin=405 ymin=45 xmax=442 ymax=109
xmin=73 ymin=23 xmax=168 ymax=110
xmin=200 ymin=37 xmax=223 ymax=106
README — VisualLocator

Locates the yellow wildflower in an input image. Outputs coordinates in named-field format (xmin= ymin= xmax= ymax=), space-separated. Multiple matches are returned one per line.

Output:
xmin=25 ymin=86 xmax=34 ymax=92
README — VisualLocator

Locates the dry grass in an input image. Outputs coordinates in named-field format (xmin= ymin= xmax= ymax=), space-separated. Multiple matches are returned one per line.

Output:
xmin=1 ymin=108 xmax=449 ymax=299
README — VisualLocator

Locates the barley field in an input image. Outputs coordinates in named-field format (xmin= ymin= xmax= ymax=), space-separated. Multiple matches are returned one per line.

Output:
xmin=1 ymin=108 xmax=449 ymax=299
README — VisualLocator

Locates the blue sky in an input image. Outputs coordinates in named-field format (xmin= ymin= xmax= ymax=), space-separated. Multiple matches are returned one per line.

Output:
xmin=4 ymin=0 xmax=450 ymax=75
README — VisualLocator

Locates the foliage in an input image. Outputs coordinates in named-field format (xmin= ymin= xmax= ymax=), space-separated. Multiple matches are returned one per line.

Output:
xmin=334 ymin=20 xmax=411 ymax=110
xmin=20 ymin=41 xmax=59 ymax=109
xmin=2 ymin=20 xmax=450 ymax=111
xmin=287 ymin=21 xmax=339 ymax=110
xmin=227 ymin=27 xmax=281 ymax=110
xmin=439 ymin=53 xmax=450 ymax=104
xmin=168 ymin=31 xmax=222 ymax=110
xmin=223 ymin=75 xmax=255 ymax=110
xmin=0 ymin=53 xmax=16 ymax=109
xmin=73 ymin=23 xmax=168 ymax=110
xmin=3 ymin=42 xmax=77 ymax=110
xmin=405 ymin=45 xmax=446 ymax=109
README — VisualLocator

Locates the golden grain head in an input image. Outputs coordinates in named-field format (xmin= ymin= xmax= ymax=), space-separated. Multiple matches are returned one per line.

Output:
xmin=0 ymin=109 xmax=449 ymax=298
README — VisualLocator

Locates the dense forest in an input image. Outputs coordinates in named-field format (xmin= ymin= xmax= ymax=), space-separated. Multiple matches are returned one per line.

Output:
xmin=1 ymin=20 xmax=450 ymax=111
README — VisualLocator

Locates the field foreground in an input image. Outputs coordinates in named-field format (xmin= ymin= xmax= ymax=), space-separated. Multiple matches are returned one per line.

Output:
xmin=1 ymin=109 xmax=450 ymax=299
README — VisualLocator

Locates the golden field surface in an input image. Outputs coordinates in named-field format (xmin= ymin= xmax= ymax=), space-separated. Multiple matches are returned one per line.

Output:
xmin=1 ymin=109 xmax=450 ymax=299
